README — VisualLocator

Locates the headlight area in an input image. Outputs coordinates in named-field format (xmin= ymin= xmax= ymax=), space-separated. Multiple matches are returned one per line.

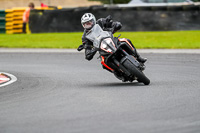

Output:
xmin=100 ymin=38 xmax=116 ymax=53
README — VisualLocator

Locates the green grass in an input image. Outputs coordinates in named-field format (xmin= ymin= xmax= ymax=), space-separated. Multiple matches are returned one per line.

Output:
xmin=0 ymin=30 xmax=200 ymax=49
xmin=0 ymin=32 xmax=83 ymax=49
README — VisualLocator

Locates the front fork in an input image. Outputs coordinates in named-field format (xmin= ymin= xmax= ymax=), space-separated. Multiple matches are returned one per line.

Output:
xmin=121 ymin=49 xmax=146 ymax=71
xmin=112 ymin=49 xmax=145 ymax=76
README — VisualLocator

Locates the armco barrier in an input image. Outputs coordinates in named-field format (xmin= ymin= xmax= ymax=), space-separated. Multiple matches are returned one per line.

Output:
xmin=0 ymin=10 xmax=6 ymax=33
xmin=29 ymin=4 xmax=200 ymax=33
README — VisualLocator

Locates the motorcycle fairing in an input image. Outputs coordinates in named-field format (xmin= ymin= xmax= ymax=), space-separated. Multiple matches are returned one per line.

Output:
xmin=119 ymin=38 xmax=134 ymax=51
xmin=101 ymin=56 xmax=114 ymax=72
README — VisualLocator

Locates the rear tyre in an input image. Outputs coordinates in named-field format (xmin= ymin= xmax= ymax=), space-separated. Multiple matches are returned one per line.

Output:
xmin=123 ymin=60 xmax=150 ymax=85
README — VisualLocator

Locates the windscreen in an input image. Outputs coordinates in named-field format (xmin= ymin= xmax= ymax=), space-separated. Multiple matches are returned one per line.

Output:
xmin=85 ymin=24 xmax=111 ymax=48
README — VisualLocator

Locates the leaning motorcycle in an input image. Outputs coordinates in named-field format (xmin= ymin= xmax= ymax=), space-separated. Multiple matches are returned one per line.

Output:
xmin=78 ymin=24 xmax=150 ymax=85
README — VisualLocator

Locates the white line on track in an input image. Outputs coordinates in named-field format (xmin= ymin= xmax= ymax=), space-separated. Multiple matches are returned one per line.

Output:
xmin=0 ymin=48 xmax=200 ymax=54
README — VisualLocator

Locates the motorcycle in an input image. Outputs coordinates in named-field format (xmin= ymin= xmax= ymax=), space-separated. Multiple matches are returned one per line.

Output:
xmin=78 ymin=24 xmax=150 ymax=85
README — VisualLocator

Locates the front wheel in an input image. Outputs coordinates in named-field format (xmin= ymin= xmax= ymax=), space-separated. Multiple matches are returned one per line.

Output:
xmin=123 ymin=59 xmax=150 ymax=85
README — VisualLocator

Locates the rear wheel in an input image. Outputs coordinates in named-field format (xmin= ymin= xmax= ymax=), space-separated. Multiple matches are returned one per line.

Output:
xmin=123 ymin=60 xmax=150 ymax=85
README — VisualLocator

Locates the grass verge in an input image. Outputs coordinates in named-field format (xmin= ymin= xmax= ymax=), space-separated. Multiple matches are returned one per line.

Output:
xmin=0 ymin=30 xmax=199 ymax=49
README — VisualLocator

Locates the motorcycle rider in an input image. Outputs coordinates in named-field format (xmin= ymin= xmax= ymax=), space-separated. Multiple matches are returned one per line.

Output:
xmin=78 ymin=13 xmax=147 ymax=63
xmin=78 ymin=13 xmax=147 ymax=81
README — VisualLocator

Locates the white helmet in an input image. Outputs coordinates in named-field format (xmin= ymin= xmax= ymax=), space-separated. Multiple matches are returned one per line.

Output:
xmin=81 ymin=13 xmax=96 ymax=30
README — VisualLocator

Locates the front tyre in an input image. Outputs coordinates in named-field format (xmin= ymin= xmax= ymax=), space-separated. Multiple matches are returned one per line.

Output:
xmin=123 ymin=60 xmax=150 ymax=85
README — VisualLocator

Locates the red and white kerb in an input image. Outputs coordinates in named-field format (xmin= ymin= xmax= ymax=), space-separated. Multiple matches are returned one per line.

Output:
xmin=0 ymin=73 xmax=10 ymax=84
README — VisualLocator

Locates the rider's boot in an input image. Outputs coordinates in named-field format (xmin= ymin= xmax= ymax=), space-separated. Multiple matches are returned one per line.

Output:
xmin=134 ymin=49 xmax=147 ymax=63
xmin=137 ymin=55 xmax=147 ymax=64
xmin=127 ymin=39 xmax=147 ymax=63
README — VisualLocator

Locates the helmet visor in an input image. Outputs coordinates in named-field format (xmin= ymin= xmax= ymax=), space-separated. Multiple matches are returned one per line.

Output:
xmin=82 ymin=20 xmax=93 ymax=29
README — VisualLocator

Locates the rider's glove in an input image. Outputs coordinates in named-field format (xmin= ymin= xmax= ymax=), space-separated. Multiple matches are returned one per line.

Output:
xmin=105 ymin=15 xmax=112 ymax=23
xmin=77 ymin=44 xmax=84 ymax=51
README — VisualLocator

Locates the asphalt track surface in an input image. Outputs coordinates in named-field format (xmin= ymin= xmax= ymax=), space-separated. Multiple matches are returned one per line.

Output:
xmin=0 ymin=50 xmax=200 ymax=133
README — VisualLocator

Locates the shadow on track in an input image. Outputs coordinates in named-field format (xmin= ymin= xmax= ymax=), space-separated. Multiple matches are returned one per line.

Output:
xmin=84 ymin=82 xmax=145 ymax=88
